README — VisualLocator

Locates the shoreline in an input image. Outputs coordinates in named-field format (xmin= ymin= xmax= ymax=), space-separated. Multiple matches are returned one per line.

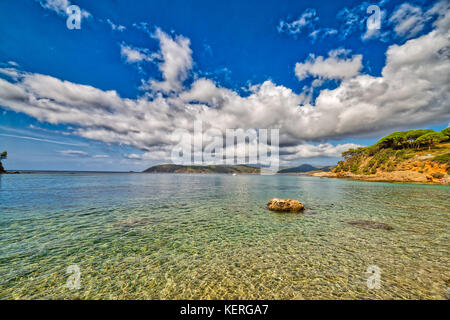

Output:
xmin=309 ymin=171 xmax=449 ymax=185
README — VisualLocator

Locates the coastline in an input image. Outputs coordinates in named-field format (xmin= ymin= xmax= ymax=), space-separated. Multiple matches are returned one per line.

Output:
xmin=309 ymin=171 xmax=449 ymax=185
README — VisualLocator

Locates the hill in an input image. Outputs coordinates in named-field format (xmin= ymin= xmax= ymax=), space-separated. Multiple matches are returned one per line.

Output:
xmin=311 ymin=128 xmax=450 ymax=184
xmin=278 ymin=164 xmax=333 ymax=173
xmin=143 ymin=164 xmax=260 ymax=174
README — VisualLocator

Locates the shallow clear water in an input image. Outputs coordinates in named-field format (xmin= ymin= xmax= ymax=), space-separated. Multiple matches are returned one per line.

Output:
xmin=0 ymin=173 xmax=449 ymax=299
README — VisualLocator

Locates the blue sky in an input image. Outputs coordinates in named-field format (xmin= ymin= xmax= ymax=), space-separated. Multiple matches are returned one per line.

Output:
xmin=0 ymin=0 xmax=449 ymax=171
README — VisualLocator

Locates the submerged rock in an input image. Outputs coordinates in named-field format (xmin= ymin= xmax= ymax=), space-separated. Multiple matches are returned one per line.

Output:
xmin=348 ymin=220 xmax=393 ymax=230
xmin=267 ymin=198 xmax=305 ymax=212
xmin=114 ymin=217 xmax=160 ymax=231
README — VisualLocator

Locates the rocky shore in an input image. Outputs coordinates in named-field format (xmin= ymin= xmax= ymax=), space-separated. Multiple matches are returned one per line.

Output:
xmin=310 ymin=168 xmax=448 ymax=184
xmin=308 ymin=130 xmax=450 ymax=185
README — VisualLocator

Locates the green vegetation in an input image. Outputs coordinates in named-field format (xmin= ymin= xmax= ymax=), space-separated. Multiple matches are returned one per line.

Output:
xmin=143 ymin=164 xmax=260 ymax=174
xmin=432 ymin=152 xmax=450 ymax=165
xmin=335 ymin=128 xmax=450 ymax=174
xmin=441 ymin=127 xmax=450 ymax=138
xmin=415 ymin=132 xmax=448 ymax=150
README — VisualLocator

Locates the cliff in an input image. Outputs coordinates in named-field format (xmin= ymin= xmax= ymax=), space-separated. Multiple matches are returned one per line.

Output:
xmin=311 ymin=128 xmax=450 ymax=184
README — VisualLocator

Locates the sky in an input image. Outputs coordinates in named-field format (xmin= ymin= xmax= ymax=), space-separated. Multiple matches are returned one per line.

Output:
xmin=0 ymin=0 xmax=449 ymax=171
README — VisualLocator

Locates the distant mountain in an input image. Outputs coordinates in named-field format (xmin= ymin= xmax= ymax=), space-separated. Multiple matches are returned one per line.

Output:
xmin=278 ymin=164 xmax=333 ymax=173
xmin=143 ymin=164 xmax=260 ymax=174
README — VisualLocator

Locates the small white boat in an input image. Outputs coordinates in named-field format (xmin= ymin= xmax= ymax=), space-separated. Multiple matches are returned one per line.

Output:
xmin=232 ymin=173 xmax=237 ymax=176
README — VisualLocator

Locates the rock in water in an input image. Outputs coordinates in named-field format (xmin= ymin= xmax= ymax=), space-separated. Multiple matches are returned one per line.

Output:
xmin=267 ymin=198 xmax=305 ymax=212
xmin=347 ymin=220 xmax=393 ymax=230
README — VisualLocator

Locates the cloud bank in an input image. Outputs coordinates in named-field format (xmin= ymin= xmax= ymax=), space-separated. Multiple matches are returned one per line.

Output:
xmin=1 ymin=3 xmax=449 ymax=163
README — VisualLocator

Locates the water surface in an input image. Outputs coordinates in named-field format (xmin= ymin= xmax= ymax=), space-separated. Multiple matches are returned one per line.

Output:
xmin=0 ymin=173 xmax=449 ymax=299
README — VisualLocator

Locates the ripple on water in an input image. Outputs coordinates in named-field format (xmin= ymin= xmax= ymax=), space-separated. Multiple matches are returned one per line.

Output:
xmin=0 ymin=173 xmax=449 ymax=299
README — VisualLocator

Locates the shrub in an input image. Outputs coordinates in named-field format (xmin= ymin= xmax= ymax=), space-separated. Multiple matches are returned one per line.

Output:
xmin=368 ymin=158 xmax=377 ymax=167
xmin=432 ymin=153 xmax=450 ymax=165
xmin=350 ymin=162 xmax=360 ymax=174
xmin=386 ymin=161 xmax=395 ymax=172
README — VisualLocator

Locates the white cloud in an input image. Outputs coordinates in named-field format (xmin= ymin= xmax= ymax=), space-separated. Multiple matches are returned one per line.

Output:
xmin=281 ymin=143 xmax=362 ymax=160
xmin=120 ymin=43 xmax=157 ymax=64
xmin=0 ymin=133 xmax=85 ymax=146
xmin=337 ymin=0 xmax=446 ymax=42
xmin=337 ymin=1 xmax=389 ymax=41
xmin=93 ymin=154 xmax=110 ymax=158
xmin=107 ymin=19 xmax=126 ymax=32
xmin=124 ymin=153 xmax=142 ymax=160
xmin=0 ymin=68 xmax=21 ymax=80
xmin=38 ymin=0 xmax=91 ymax=18
xmin=142 ymin=28 xmax=193 ymax=94
xmin=58 ymin=149 xmax=88 ymax=156
xmin=0 ymin=10 xmax=449 ymax=164
xmin=295 ymin=49 xmax=363 ymax=81
xmin=336 ymin=5 xmax=363 ymax=39
xmin=389 ymin=3 xmax=427 ymax=38
xmin=309 ymin=28 xmax=338 ymax=42
xmin=277 ymin=9 xmax=318 ymax=35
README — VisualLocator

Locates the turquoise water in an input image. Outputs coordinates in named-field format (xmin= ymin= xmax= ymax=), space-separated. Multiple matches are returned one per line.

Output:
xmin=0 ymin=173 xmax=449 ymax=299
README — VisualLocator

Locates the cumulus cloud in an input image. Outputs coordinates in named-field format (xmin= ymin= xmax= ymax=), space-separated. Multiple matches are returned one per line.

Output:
xmin=0 ymin=68 xmax=21 ymax=80
xmin=277 ymin=9 xmax=318 ymax=35
xmin=295 ymin=49 xmax=363 ymax=81
xmin=0 ymin=8 xmax=449 ymax=163
xmin=281 ymin=143 xmax=362 ymax=160
xmin=141 ymin=28 xmax=193 ymax=94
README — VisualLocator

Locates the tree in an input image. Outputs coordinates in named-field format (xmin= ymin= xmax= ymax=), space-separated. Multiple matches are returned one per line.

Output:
xmin=0 ymin=151 xmax=6 ymax=173
xmin=415 ymin=132 xmax=447 ymax=150
xmin=342 ymin=147 xmax=366 ymax=159
xmin=441 ymin=127 xmax=450 ymax=141
xmin=404 ymin=129 xmax=434 ymax=148
xmin=375 ymin=131 xmax=408 ymax=149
